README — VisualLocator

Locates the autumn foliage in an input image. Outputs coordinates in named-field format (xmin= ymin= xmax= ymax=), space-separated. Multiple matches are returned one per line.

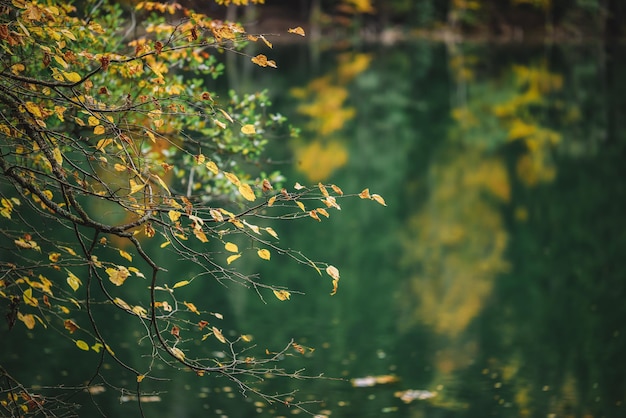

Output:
xmin=0 ymin=0 xmax=384 ymax=415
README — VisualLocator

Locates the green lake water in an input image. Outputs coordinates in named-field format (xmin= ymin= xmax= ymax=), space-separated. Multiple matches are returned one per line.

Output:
xmin=3 ymin=40 xmax=626 ymax=418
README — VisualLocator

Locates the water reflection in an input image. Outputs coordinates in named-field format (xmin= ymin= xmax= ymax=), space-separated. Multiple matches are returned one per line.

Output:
xmin=4 ymin=41 xmax=626 ymax=418
xmin=255 ymin=40 xmax=626 ymax=418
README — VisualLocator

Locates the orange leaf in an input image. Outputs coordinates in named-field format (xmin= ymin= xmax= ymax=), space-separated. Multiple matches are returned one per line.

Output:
xmin=251 ymin=54 xmax=277 ymax=68
xmin=184 ymin=301 xmax=200 ymax=314
xmin=64 ymin=319 xmax=79 ymax=333
xmin=288 ymin=27 xmax=306 ymax=36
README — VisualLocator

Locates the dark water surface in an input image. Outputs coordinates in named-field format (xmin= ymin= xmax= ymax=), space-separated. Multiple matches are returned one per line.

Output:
xmin=4 ymin=41 xmax=626 ymax=418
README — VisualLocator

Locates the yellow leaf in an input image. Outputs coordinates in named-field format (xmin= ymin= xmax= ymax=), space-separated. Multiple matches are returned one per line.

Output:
xmin=273 ymin=289 xmax=291 ymax=301
xmin=318 ymin=183 xmax=329 ymax=197
xmin=259 ymin=34 xmax=272 ymax=48
xmin=309 ymin=210 xmax=321 ymax=222
xmin=66 ymin=271 xmax=81 ymax=291
xmin=60 ymin=246 xmax=77 ymax=256
xmin=214 ymin=118 xmax=226 ymax=129
xmin=257 ymin=249 xmax=271 ymax=260
xmin=63 ymin=71 xmax=82 ymax=83
xmin=94 ymin=125 xmax=105 ymax=135
xmin=114 ymin=163 xmax=126 ymax=172
xmin=119 ymin=250 xmax=132 ymax=262
xmin=288 ymin=26 xmax=306 ymax=36
xmin=152 ymin=174 xmax=171 ymax=195
xmin=160 ymin=240 xmax=171 ymax=248
xmin=146 ymin=130 xmax=156 ymax=142
xmin=210 ymin=209 xmax=224 ymax=222
xmin=194 ymin=229 xmax=208 ymax=243
xmin=212 ymin=326 xmax=226 ymax=343
xmin=268 ymin=196 xmax=276 ymax=206
xmin=137 ymin=374 xmax=145 ymax=382
xmin=265 ymin=227 xmax=278 ymax=239
xmin=323 ymin=196 xmax=341 ymax=210
xmin=129 ymin=179 xmax=145 ymax=194
xmin=96 ymin=138 xmax=112 ymax=151
xmin=10 ymin=63 xmax=25 ymax=75
xmin=224 ymin=242 xmax=239 ymax=253
xmin=326 ymin=265 xmax=340 ymax=281
xmin=226 ymin=254 xmax=241 ymax=265
xmin=23 ymin=288 xmax=38 ymax=307
xmin=114 ymin=297 xmax=131 ymax=310
xmin=238 ymin=183 xmax=256 ymax=201
xmin=184 ymin=301 xmax=200 ymax=314
xmin=25 ymin=101 xmax=42 ymax=118
xmin=296 ymin=200 xmax=305 ymax=211
xmin=310 ymin=260 xmax=322 ymax=275
xmin=131 ymin=305 xmax=147 ymax=317
xmin=88 ymin=116 xmax=99 ymax=126
xmin=331 ymin=278 xmax=339 ymax=296
xmin=359 ymin=188 xmax=371 ymax=199
xmin=220 ymin=208 xmax=236 ymax=219
xmin=172 ymin=280 xmax=190 ymax=288
xmin=106 ymin=266 xmax=130 ymax=286
xmin=54 ymin=105 xmax=66 ymax=121
xmin=224 ymin=172 xmax=241 ymax=186
xmin=15 ymin=238 xmax=40 ymax=251
xmin=54 ymin=55 xmax=68 ymax=68
xmin=171 ymin=347 xmax=185 ymax=360
xmin=168 ymin=210 xmax=182 ymax=222
xmin=294 ymin=182 xmax=305 ymax=190
xmin=371 ymin=193 xmax=387 ymax=206
xmin=251 ymin=54 xmax=269 ymax=67
xmin=76 ymin=340 xmax=90 ymax=351
xmin=18 ymin=312 xmax=35 ymax=329
xmin=241 ymin=124 xmax=256 ymax=135
xmin=317 ymin=208 xmax=330 ymax=218
xmin=218 ymin=108 xmax=234 ymax=123
xmin=206 ymin=161 xmax=219 ymax=174
xmin=52 ymin=147 xmax=63 ymax=166
xmin=243 ymin=220 xmax=261 ymax=234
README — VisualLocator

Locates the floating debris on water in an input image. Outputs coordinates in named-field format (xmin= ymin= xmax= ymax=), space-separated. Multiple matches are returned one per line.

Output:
xmin=351 ymin=374 xmax=399 ymax=387
xmin=394 ymin=389 xmax=437 ymax=403
xmin=120 ymin=395 xmax=162 ymax=403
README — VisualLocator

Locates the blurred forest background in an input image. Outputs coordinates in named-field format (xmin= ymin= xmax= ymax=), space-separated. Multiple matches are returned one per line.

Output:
xmin=179 ymin=0 xmax=625 ymax=42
